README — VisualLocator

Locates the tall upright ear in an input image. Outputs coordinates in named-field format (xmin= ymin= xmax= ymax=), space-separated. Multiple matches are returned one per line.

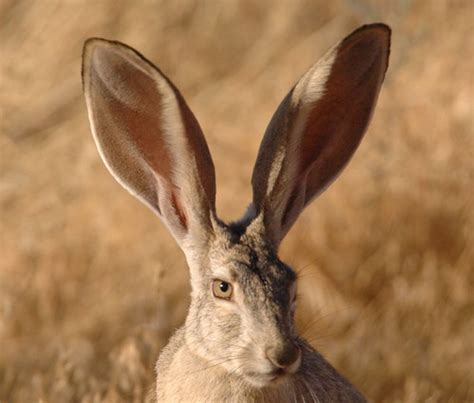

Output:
xmin=82 ymin=38 xmax=216 ymax=249
xmin=250 ymin=24 xmax=390 ymax=247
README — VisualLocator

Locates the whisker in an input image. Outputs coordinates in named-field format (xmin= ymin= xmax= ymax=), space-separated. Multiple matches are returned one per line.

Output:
xmin=298 ymin=305 xmax=353 ymax=337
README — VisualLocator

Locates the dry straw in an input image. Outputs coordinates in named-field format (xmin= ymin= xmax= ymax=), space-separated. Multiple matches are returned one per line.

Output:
xmin=1 ymin=1 xmax=473 ymax=401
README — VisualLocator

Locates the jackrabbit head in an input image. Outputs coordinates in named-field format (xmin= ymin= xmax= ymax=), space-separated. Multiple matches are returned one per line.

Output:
xmin=82 ymin=24 xmax=390 ymax=389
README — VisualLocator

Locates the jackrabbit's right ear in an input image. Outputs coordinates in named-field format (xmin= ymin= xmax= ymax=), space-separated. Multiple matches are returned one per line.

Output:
xmin=250 ymin=24 xmax=390 ymax=247
xmin=82 ymin=39 xmax=216 ymax=248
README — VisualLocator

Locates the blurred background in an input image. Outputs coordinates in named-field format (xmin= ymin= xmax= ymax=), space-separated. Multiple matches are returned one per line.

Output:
xmin=1 ymin=0 xmax=473 ymax=402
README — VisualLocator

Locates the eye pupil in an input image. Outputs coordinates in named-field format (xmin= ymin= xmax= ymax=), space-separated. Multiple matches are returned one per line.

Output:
xmin=219 ymin=282 xmax=229 ymax=292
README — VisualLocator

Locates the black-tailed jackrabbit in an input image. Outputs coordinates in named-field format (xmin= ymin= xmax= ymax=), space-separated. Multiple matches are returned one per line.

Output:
xmin=82 ymin=23 xmax=390 ymax=402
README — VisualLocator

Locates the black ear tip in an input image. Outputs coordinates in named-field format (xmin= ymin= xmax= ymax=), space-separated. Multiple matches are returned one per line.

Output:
xmin=349 ymin=23 xmax=391 ymax=49
xmin=81 ymin=38 xmax=140 ymax=82
xmin=82 ymin=38 xmax=136 ymax=65
xmin=83 ymin=37 xmax=111 ymax=55
xmin=339 ymin=23 xmax=391 ymax=74
xmin=362 ymin=24 xmax=391 ymax=72
xmin=363 ymin=23 xmax=391 ymax=35
xmin=83 ymin=37 xmax=124 ymax=60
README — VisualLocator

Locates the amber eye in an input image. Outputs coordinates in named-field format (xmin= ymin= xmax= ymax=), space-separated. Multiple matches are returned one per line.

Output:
xmin=212 ymin=279 xmax=233 ymax=300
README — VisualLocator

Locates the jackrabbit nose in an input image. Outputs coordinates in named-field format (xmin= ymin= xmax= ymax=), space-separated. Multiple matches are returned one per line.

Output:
xmin=266 ymin=344 xmax=301 ymax=370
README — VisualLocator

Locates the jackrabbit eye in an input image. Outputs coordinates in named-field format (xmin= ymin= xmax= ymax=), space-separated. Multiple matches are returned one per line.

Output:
xmin=212 ymin=280 xmax=233 ymax=300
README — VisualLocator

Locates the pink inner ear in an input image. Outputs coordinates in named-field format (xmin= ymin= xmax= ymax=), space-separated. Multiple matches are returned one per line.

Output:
xmin=295 ymin=29 xmax=388 ymax=204
xmin=86 ymin=40 xmax=217 ymax=243
xmin=95 ymin=49 xmax=175 ymax=179
xmin=248 ymin=26 xmax=389 ymax=245
xmin=91 ymin=45 xmax=184 ymax=213
xmin=170 ymin=189 xmax=187 ymax=229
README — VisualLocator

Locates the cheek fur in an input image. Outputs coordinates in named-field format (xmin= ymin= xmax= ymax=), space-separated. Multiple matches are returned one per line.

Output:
xmin=201 ymin=302 xmax=242 ymax=347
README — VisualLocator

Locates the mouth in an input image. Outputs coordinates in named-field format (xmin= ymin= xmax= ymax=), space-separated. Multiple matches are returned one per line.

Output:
xmin=244 ymin=368 xmax=289 ymax=387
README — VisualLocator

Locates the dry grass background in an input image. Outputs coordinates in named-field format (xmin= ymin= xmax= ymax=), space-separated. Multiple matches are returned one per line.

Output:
xmin=1 ymin=0 xmax=473 ymax=402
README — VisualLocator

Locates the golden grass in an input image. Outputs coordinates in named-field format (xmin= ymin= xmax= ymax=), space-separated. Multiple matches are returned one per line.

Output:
xmin=1 ymin=0 xmax=473 ymax=401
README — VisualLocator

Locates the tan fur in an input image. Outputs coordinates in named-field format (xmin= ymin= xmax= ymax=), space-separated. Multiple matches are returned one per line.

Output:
xmin=156 ymin=328 xmax=363 ymax=402
xmin=82 ymin=23 xmax=391 ymax=402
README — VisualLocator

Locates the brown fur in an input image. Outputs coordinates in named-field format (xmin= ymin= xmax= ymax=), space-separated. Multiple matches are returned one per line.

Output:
xmin=82 ymin=24 xmax=390 ymax=402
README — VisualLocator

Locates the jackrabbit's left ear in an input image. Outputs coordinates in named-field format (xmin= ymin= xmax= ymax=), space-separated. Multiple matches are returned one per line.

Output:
xmin=82 ymin=39 xmax=216 ymax=249
xmin=250 ymin=24 xmax=391 ymax=247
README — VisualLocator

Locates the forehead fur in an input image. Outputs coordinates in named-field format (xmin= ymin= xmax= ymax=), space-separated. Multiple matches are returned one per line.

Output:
xmin=209 ymin=221 xmax=296 ymax=289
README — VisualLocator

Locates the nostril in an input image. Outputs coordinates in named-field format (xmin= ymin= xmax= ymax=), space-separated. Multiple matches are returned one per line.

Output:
xmin=266 ymin=344 xmax=301 ymax=370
